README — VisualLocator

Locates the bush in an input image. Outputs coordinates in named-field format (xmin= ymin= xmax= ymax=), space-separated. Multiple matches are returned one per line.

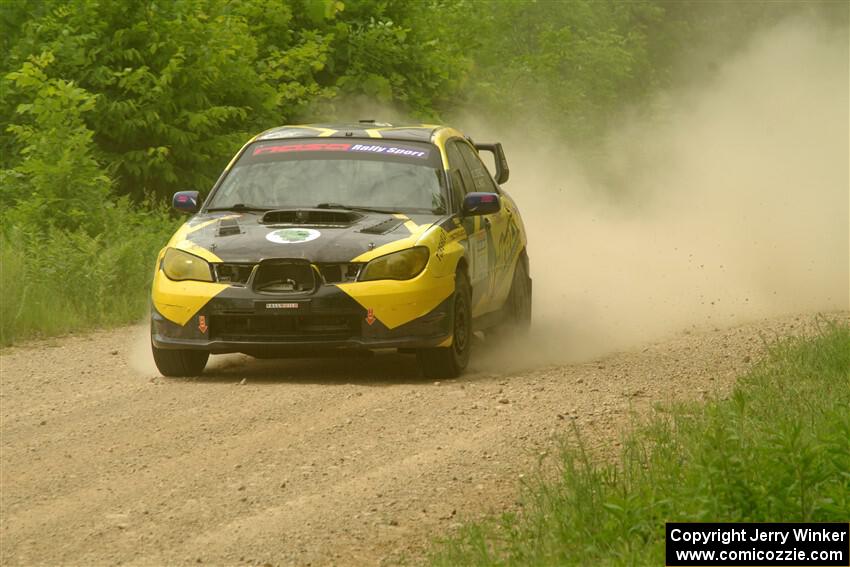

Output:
xmin=0 ymin=0 xmax=471 ymax=201
xmin=0 ymin=53 xmax=177 ymax=345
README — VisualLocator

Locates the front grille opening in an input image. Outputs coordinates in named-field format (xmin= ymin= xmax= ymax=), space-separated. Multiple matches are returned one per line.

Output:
xmin=214 ymin=261 xmax=362 ymax=287
xmin=317 ymin=263 xmax=363 ymax=283
xmin=214 ymin=263 xmax=255 ymax=285
xmin=261 ymin=209 xmax=361 ymax=226
xmin=253 ymin=261 xmax=316 ymax=293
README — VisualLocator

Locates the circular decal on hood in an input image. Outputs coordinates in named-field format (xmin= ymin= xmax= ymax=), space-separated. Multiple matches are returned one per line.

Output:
xmin=265 ymin=228 xmax=321 ymax=244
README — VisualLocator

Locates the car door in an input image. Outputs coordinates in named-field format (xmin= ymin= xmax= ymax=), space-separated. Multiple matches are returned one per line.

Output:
xmin=446 ymin=140 xmax=492 ymax=316
xmin=456 ymin=140 xmax=513 ymax=313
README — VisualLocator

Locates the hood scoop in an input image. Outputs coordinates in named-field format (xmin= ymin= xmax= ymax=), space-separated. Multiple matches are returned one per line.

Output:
xmin=359 ymin=217 xmax=406 ymax=235
xmin=261 ymin=208 xmax=361 ymax=227
xmin=217 ymin=217 xmax=242 ymax=237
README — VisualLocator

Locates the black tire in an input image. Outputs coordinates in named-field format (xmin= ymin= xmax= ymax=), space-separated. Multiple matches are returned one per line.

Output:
xmin=417 ymin=270 xmax=472 ymax=379
xmin=503 ymin=255 xmax=532 ymax=334
xmin=151 ymin=343 xmax=209 ymax=377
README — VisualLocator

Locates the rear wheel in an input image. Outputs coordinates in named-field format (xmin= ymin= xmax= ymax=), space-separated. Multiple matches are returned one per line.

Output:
xmin=508 ymin=257 xmax=531 ymax=333
xmin=417 ymin=270 xmax=472 ymax=379
xmin=501 ymin=255 xmax=532 ymax=335
xmin=151 ymin=343 xmax=209 ymax=377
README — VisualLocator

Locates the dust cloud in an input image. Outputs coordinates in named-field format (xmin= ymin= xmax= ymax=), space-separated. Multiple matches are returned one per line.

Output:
xmin=129 ymin=323 xmax=158 ymax=375
xmin=470 ymin=17 xmax=849 ymax=370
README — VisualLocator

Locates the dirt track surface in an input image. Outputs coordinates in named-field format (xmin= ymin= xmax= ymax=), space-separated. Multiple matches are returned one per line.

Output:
xmin=1 ymin=313 xmax=842 ymax=566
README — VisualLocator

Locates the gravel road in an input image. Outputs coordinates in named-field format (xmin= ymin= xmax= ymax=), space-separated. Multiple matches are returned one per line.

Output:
xmin=1 ymin=313 xmax=841 ymax=566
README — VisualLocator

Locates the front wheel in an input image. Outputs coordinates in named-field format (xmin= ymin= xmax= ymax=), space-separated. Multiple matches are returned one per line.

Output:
xmin=417 ymin=270 xmax=472 ymax=379
xmin=151 ymin=343 xmax=209 ymax=377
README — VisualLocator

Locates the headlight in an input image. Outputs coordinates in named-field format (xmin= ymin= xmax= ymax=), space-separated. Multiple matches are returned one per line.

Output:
xmin=161 ymin=248 xmax=213 ymax=282
xmin=359 ymin=247 xmax=429 ymax=281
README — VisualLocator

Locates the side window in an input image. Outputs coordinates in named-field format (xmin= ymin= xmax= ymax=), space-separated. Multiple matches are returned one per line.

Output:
xmin=446 ymin=141 xmax=474 ymax=211
xmin=457 ymin=142 xmax=499 ymax=193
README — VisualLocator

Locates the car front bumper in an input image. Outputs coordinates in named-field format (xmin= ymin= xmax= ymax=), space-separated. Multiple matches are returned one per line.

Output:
xmin=151 ymin=274 xmax=454 ymax=356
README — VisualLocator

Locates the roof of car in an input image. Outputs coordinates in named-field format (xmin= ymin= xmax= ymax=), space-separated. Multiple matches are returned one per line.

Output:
xmin=256 ymin=122 xmax=446 ymax=143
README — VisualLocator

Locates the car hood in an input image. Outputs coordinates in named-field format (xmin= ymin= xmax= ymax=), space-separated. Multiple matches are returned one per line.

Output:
xmin=178 ymin=209 xmax=446 ymax=263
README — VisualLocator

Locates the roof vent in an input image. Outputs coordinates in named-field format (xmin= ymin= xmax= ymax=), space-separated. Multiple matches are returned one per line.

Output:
xmin=260 ymin=209 xmax=362 ymax=226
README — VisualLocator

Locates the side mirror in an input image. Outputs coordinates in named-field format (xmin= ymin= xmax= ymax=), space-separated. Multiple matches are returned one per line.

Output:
xmin=462 ymin=192 xmax=501 ymax=216
xmin=474 ymin=142 xmax=510 ymax=184
xmin=172 ymin=191 xmax=200 ymax=214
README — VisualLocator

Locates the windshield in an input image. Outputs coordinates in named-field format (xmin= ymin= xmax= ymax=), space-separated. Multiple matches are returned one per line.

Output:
xmin=206 ymin=139 xmax=446 ymax=214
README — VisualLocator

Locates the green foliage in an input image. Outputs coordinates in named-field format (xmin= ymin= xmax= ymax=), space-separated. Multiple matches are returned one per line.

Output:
xmin=2 ymin=52 xmax=112 ymax=235
xmin=0 ymin=0 xmax=470 ymax=201
xmin=2 ymin=0 xmax=278 ymax=199
xmin=428 ymin=322 xmax=850 ymax=565
xmin=0 ymin=53 xmax=177 ymax=344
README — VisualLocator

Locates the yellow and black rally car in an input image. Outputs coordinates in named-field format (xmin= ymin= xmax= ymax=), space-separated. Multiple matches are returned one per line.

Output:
xmin=151 ymin=122 xmax=531 ymax=378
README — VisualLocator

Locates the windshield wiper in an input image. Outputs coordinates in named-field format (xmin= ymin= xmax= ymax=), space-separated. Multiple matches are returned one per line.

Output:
xmin=315 ymin=202 xmax=399 ymax=214
xmin=206 ymin=203 xmax=271 ymax=212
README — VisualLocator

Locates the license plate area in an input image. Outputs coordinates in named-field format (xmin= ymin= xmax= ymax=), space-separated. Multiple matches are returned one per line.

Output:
xmin=257 ymin=300 xmax=311 ymax=314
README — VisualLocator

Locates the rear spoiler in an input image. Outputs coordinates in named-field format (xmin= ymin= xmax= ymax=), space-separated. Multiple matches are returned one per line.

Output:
xmin=474 ymin=142 xmax=510 ymax=184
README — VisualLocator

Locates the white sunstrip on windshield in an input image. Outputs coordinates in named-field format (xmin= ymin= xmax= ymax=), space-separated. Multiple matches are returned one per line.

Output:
xmin=251 ymin=142 xmax=430 ymax=159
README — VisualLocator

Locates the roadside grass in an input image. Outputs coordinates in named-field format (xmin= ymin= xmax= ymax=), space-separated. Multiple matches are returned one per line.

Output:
xmin=0 ymin=218 xmax=176 ymax=346
xmin=428 ymin=320 xmax=850 ymax=566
